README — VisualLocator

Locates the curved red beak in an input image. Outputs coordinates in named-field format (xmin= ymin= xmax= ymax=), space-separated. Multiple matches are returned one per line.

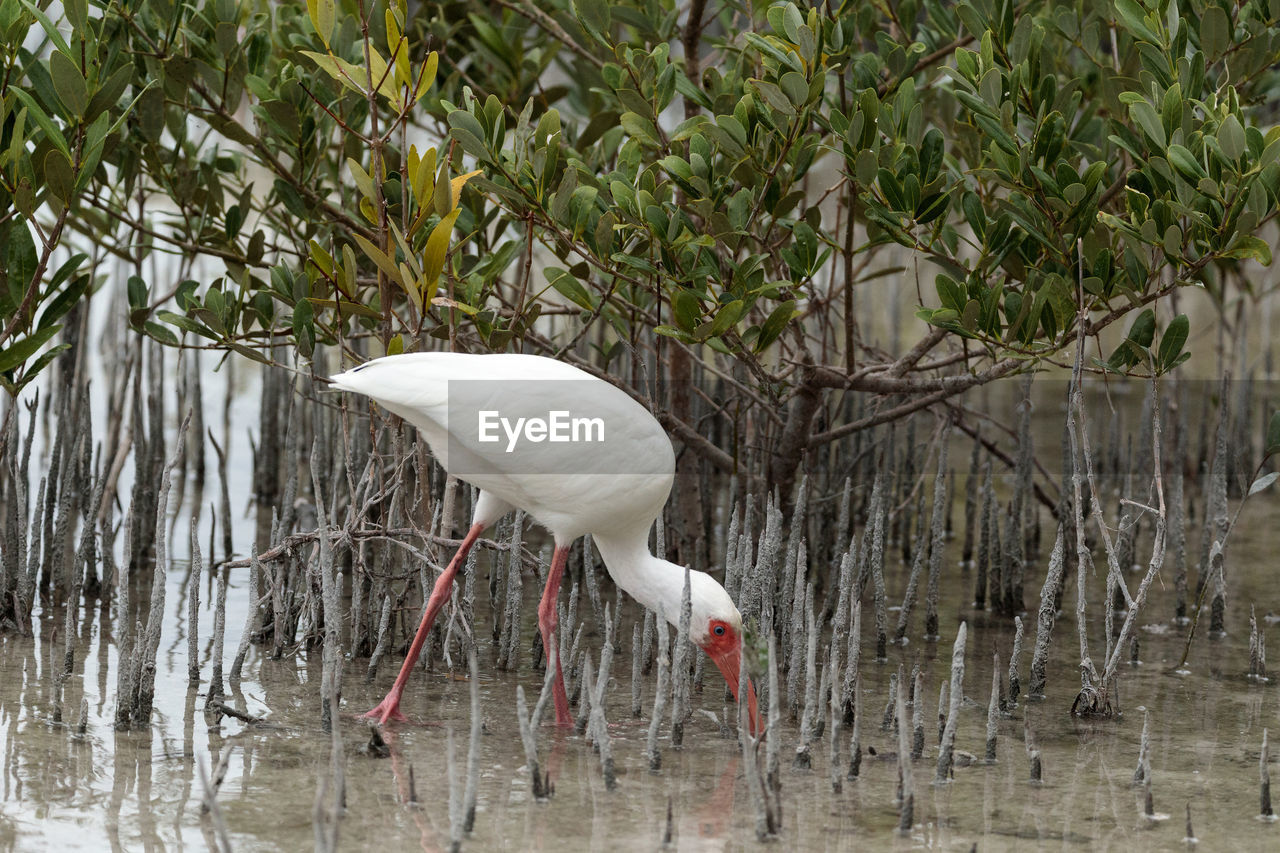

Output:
xmin=709 ymin=645 xmax=762 ymax=736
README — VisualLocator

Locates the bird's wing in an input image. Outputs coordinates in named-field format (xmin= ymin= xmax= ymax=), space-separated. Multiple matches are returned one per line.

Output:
xmin=330 ymin=353 xmax=675 ymax=536
xmin=330 ymin=352 xmax=606 ymax=438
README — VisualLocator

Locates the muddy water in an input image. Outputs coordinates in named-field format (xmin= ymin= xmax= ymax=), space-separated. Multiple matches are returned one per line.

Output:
xmin=1 ymin=474 xmax=1278 ymax=852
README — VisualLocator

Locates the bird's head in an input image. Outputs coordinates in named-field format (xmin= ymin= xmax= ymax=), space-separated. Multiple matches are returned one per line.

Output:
xmin=689 ymin=576 xmax=761 ymax=735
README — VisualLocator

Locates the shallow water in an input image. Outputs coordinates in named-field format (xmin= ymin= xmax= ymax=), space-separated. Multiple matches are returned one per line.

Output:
xmin=2 ymin=476 xmax=1279 ymax=852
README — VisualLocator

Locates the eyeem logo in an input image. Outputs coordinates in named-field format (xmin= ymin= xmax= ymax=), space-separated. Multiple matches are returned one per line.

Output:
xmin=448 ymin=379 xmax=668 ymax=475
xmin=478 ymin=410 xmax=605 ymax=452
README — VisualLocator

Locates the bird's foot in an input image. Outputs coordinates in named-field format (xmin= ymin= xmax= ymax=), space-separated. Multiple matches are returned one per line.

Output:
xmin=361 ymin=695 xmax=408 ymax=725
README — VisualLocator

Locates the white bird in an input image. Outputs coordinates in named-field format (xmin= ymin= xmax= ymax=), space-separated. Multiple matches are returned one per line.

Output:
xmin=329 ymin=352 xmax=759 ymax=731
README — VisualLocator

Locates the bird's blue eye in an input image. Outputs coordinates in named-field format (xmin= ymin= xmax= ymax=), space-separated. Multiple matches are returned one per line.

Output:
xmin=714 ymin=625 xmax=726 ymax=636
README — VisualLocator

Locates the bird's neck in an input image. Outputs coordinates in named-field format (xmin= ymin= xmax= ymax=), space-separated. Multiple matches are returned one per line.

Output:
xmin=591 ymin=528 xmax=686 ymax=625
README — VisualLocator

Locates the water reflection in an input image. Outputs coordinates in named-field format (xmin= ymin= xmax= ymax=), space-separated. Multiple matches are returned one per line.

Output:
xmin=3 ymin=569 xmax=1280 ymax=852
xmin=1 ymin=457 xmax=1279 ymax=848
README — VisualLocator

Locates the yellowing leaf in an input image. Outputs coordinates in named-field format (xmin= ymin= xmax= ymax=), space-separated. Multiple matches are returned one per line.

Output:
xmin=432 ymin=157 xmax=452 ymax=216
xmin=307 ymin=0 xmax=335 ymax=47
xmin=361 ymin=45 xmax=400 ymax=104
xmin=399 ymin=262 xmax=421 ymax=312
xmin=431 ymin=296 xmax=479 ymax=315
xmin=346 ymin=157 xmax=375 ymax=202
xmin=385 ymin=8 xmax=410 ymax=91
xmin=414 ymin=52 xmax=439 ymax=103
xmin=409 ymin=144 xmax=437 ymax=209
xmin=450 ymin=170 xmax=483 ymax=208
xmin=300 ymin=49 xmax=400 ymax=105
xmin=353 ymin=234 xmax=405 ymax=288
xmin=423 ymin=209 xmax=461 ymax=302
xmin=301 ymin=50 xmax=363 ymax=96
xmin=388 ymin=221 xmax=422 ymax=279
xmin=384 ymin=8 xmax=401 ymax=54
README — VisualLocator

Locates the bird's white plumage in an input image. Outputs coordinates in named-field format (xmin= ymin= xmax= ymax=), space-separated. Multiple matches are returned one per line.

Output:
xmin=330 ymin=353 xmax=673 ymax=538
xmin=330 ymin=352 xmax=741 ymax=644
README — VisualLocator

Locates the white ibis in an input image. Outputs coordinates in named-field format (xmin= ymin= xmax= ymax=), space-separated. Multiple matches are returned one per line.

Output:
xmin=329 ymin=352 xmax=760 ymax=732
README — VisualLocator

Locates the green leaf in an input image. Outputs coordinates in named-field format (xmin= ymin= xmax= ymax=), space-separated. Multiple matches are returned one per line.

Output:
xmin=37 ymin=273 xmax=90 ymax=332
xmin=7 ymin=344 xmax=69 ymax=391
xmin=1113 ymin=0 xmax=1163 ymax=45
xmin=550 ymin=166 xmax=579 ymax=222
xmin=575 ymin=0 xmax=611 ymax=32
xmin=961 ymin=191 xmax=986 ymax=238
xmin=755 ymin=300 xmax=797 ymax=352
xmin=1127 ymin=308 xmax=1156 ymax=347
xmin=1128 ymin=100 xmax=1166 ymax=148
xmin=854 ymin=149 xmax=877 ymax=187
xmin=49 ymin=51 xmax=87 ymax=118
xmin=65 ymin=0 xmax=87 ymax=29
xmin=935 ymin=274 xmax=965 ymax=312
xmin=127 ymin=275 xmax=148 ymax=310
xmin=609 ymin=180 xmax=636 ymax=212
xmin=448 ymin=110 xmax=488 ymax=157
xmin=1161 ymin=82 xmax=1182 ymax=137
xmin=709 ymin=300 xmax=744 ymax=337
xmin=1166 ymin=144 xmax=1206 ymax=180
xmin=973 ymin=113 xmax=1019 ymax=155
xmin=17 ymin=0 xmax=71 ymax=56
xmin=1218 ymin=114 xmax=1245 ymax=162
xmin=1266 ymin=410 xmax=1280 ymax=458
xmin=445 ymin=108 xmax=483 ymax=147
xmin=136 ymin=85 xmax=164 ymax=141
xmin=917 ymin=307 xmax=964 ymax=334
xmin=1156 ymin=314 xmax=1188 ymax=371
xmin=1 ymin=221 xmax=38 ymax=301
xmin=1162 ymin=223 xmax=1182 ymax=258
xmin=156 ymin=310 xmax=220 ymax=341
xmin=1200 ymin=5 xmax=1229 ymax=58
xmin=44 ymin=148 xmax=74 ymax=202
xmin=229 ymin=343 xmax=271 ymax=365
xmin=920 ymin=128 xmax=944 ymax=183
xmin=620 ymin=111 xmax=661 ymax=147
xmin=0 ymin=325 xmax=61 ymax=373
xmin=742 ymin=32 xmax=803 ymax=72
xmin=546 ymin=268 xmax=594 ymax=311
xmin=1222 ymin=235 xmax=1272 ymax=265
xmin=979 ymin=68 xmax=1002 ymax=108
xmin=144 ymin=320 xmax=179 ymax=346
xmin=292 ymin=298 xmax=315 ymax=357
xmin=915 ymin=191 xmax=950 ymax=224
xmin=751 ymin=79 xmax=796 ymax=116
xmin=672 ymin=289 xmax=700 ymax=331
xmin=10 ymin=88 xmax=70 ymax=159
xmin=44 ymin=252 xmax=87 ymax=294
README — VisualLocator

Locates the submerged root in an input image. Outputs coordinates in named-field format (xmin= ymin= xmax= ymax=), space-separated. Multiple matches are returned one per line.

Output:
xmin=1070 ymin=683 xmax=1119 ymax=719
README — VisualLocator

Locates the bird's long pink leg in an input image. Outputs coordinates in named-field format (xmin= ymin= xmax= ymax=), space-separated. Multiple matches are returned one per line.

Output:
xmin=363 ymin=522 xmax=485 ymax=725
xmin=537 ymin=545 xmax=572 ymax=726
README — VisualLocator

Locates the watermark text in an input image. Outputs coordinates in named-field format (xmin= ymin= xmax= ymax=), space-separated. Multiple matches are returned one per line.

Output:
xmin=477 ymin=410 xmax=605 ymax=452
